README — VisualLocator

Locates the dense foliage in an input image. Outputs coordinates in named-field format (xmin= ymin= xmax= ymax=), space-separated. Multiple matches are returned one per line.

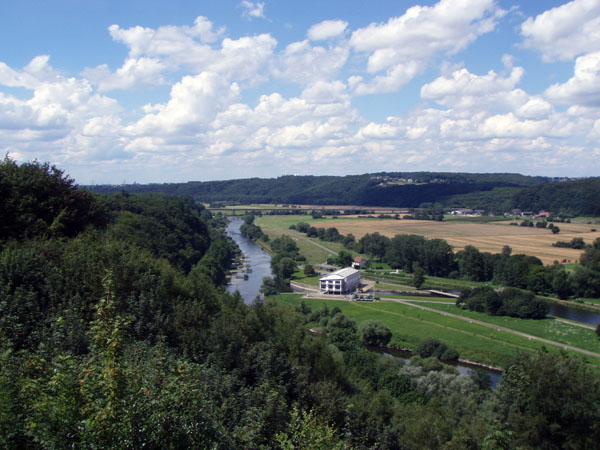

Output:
xmin=3 ymin=159 xmax=600 ymax=448
xmin=510 ymin=177 xmax=600 ymax=216
xmin=0 ymin=156 xmax=105 ymax=244
xmin=457 ymin=286 xmax=549 ymax=319
xmin=89 ymin=172 xmax=600 ymax=216
xmin=88 ymin=171 xmax=555 ymax=209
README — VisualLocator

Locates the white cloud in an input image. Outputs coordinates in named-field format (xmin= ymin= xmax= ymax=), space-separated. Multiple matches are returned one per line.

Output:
xmin=83 ymin=57 xmax=166 ymax=91
xmin=240 ymin=1 xmax=266 ymax=20
xmin=211 ymin=34 xmax=277 ymax=82
xmin=349 ymin=0 xmax=504 ymax=94
xmin=0 ymin=57 xmax=124 ymax=165
xmin=545 ymin=51 xmax=600 ymax=106
xmin=421 ymin=66 xmax=532 ymax=113
xmin=126 ymin=71 xmax=240 ymax=137
xmin=273 ymin=40 xmax=349 ymax=84
xmin=308 ymin=20 xmax=348 ymax=41
xmin=521 ymin=0 xmax=600 ymax=62
xmin=86 ymin=18 xmax=275 ymax=90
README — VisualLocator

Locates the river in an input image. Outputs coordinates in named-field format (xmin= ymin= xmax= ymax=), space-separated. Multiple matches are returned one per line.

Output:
xmin=226 ymin=218 xmax=273 ymax=304
xmin=549 ymin=303 xmax=600 ymax=326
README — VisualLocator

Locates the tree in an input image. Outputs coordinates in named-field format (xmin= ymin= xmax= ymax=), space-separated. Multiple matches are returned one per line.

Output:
xmin=359 ymin=232 xmax=390 ymax=260
xmin=335 ymin=250 xmax=354 ymax=267
xmin=412 ymin=264 xmax=425 ymax=289
xmin=0 ymin=156 xmax=105 ymax=243
xmin=415 ymin=338 xmax=458 ymax=361
xmin=498 ymin=350 xmax=600 ymax=449
xmin=275 ymin=257 xmax=297 ymax=280
xmin=304 ymin=264 xmax=316 ymax=277
xmin=358 ymin=320 xmax=392 ymax=346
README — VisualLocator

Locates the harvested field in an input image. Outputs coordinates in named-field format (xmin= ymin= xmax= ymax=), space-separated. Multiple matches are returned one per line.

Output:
xmin=312 ymin=219 xmax=600 ymax=265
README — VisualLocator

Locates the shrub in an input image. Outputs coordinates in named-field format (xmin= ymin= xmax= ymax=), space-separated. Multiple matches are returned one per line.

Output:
xmin=358 ymin=320 xmax=392 ymax=346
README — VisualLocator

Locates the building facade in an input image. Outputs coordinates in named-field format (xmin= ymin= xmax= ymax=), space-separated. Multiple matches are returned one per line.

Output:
xmin=319 ymin=267 xmax=360 ymax=294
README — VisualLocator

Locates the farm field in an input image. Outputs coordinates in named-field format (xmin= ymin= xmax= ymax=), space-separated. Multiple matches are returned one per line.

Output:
xmin=270 ymin=294 xmax=600 ymax=369
xmin=255 ymin=214 xmax=600 ymax=265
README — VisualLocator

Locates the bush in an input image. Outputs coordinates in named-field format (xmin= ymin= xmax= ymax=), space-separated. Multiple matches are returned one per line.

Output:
xmin=358 ymin=320 xmax=392 ymax=347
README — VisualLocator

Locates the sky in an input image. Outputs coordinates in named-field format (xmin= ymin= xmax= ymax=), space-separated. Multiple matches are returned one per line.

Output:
xmin=1 ymin=0 xmax=599 ymax=184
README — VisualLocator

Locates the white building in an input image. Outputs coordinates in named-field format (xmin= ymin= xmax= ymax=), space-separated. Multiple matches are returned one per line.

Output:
xmin=319 ymin=267 xmax=360 ymax=294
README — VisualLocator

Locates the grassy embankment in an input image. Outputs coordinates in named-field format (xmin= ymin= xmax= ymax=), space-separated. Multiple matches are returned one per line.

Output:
xmin=269 ymin=294 xmax=600 ymax=369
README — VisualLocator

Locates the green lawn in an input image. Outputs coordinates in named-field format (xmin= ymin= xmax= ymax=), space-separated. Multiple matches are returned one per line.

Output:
xmin=414 ymin=301 xmax=600 ymax=354
xmin=268 ymin=294 xmax=600 ymax=368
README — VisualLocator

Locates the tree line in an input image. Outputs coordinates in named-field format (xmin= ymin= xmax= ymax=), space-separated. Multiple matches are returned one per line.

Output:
xmin=290 ymin=219 xmax=600 ymax=304
xmin=88 ymin=170 xmax=600 ymax=216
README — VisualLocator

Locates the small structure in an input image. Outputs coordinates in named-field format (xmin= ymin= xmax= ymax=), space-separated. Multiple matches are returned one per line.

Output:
xmin=319 ymin=267 xmax=361 ymax=294
xmin=352 ymin=256 xmax=368 ymax=269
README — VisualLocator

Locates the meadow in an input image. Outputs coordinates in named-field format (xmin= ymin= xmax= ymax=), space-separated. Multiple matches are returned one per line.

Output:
xmin=270 ymin=294 xmax=600 ymax=369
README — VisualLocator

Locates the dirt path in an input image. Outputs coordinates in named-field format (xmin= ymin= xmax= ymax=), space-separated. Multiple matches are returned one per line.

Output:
xmin=297 ymin=236 xmax=339 ymax=256
xmin=384 ymin=297 xmax=600 ymax=359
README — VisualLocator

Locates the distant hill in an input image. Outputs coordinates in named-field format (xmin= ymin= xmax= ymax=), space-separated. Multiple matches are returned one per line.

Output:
xmin=87 ymin=172 xmax=600 ymax=216
xmin=509 ymin=177 xmax=600 ymax=217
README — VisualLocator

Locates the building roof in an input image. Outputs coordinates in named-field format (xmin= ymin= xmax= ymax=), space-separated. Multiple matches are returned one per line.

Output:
xmin=320 ymin=267 xmax=360 ymax=281
xmin=354 ymin=256 xmax=367 ymax=262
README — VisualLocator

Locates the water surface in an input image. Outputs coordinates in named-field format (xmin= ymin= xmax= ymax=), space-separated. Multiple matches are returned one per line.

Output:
xmin=226 ymin=218 xmax=273 ymax=304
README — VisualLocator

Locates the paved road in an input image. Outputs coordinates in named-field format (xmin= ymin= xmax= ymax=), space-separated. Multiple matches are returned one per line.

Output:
xmin=384 ymin=297 xmax=600 ymax=359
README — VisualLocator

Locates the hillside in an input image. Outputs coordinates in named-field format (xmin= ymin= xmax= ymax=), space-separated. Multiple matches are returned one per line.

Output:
xmin=89 ymin=171 xmax=552 ymax=210
xmin=89 ymin=172 xmax=600 ymax=216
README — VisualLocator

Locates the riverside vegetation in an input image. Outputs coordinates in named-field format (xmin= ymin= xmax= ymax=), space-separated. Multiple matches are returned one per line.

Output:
xmin=2 ymin=157 xmax=600 ymax=449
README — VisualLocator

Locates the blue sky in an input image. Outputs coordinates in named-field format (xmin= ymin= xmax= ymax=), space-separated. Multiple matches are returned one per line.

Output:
xmin=1 ymin=0 xmax=599 ymax=184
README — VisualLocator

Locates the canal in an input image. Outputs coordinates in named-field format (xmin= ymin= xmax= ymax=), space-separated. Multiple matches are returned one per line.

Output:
xmin=226 ymin=217 xmax=273 ymax=304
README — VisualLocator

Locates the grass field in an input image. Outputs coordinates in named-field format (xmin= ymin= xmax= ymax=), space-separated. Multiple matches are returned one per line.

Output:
xmin=414 ymin=301 xmax=600 ymax=353
xmin=255 ymin=214 xmax=600 ymax=265
xmin=269 ymin=294 xmax=600 ymax=368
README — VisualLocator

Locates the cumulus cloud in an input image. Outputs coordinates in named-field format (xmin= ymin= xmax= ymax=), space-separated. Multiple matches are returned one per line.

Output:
xmin=273 ymin=40 xmax=349 ymax=84
xmin=349 ymin=0 xmax=504 ymax=94
xmin=83 ymin=57 xmax=166 ymax=91
xmin=84 ymin=17 xmax=276 ymax=90
xmin=0 ymin=56 xmax=124 ymax=165
xmin=521 ymin=0 xmax=600 ymax=62
xmin=421 ymin=66 xmax=528 ymax=112
xmin=126 ymin=71 xmax=240 ymax=137
xmin=240 ymin=1 xmax=266 ymax=20
xmin=308 ymin=20 xmax=348 ymax=40
xmin=545 ymin=51 xmax=600 ymax=106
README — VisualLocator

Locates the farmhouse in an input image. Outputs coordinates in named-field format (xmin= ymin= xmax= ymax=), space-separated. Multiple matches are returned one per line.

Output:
xmin=319 ymin=267 xmax=360 ymax=294
xmin=352 ymin=256 xmax=368 ymax=269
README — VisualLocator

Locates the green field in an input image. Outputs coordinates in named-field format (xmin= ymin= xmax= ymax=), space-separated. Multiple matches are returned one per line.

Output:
xmin=269 ymin=294 xmax=600 ymax=369
xmin=413 ymin=301 xmax=600 ymax=353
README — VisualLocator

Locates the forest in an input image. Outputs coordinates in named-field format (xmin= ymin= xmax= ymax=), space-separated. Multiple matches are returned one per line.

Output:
xmin=2 ymin=157 xmax=600 ymax=449
xmin=88 ymin=172 xmax=600 ymax=216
